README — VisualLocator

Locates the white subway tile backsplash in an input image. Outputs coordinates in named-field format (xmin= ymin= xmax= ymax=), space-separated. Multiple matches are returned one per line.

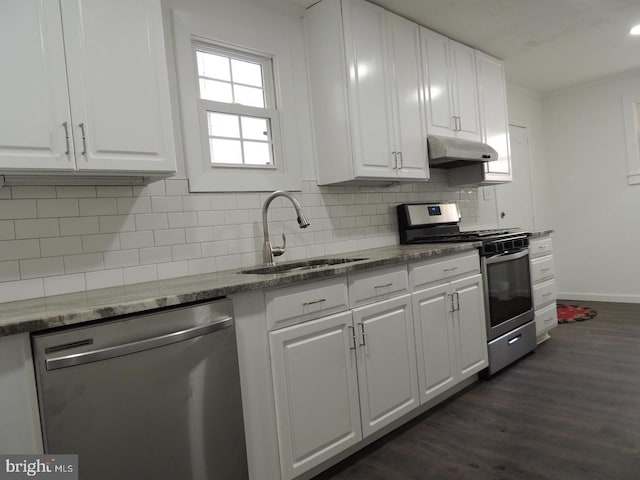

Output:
xmin=210 ymin=194 xmax=237 ymax=210
xmin=182 ymin=195 xmax=211 ymax=212
xmin=171 ymin=243 xmax=202 ymax=261
xmin=139 ymin=246 xmax=172 ymax=265
xmin=12 ymin=186 xmax=56 ymax=199
xmin=0 ymin=278 xmax=44 ymax=302
xmin=201 ymin=241 xmax=228 ymax=257
xmin=168 ymin=212 xmax=198 ymax=229
xmin=135 ymin=213 xmax=168 ymax=230
xmin=14 ymin=219 xmax=60 ymax=239
xmin=213 ymin=225 xmax=239 ymax=240
xmin=165 ymin=179 xmax=189 ymax=196
xmin=123 ymin=265 xmax=158 ymax=285
xmin=99 ymin=215 xmax=136 ymax=233
xmin=132 ymin=180 xmax=166 ymax=196
xmin=151 ymin=196 xmax=183 ymax=213
xmin=81 ymin=233 xmax=120 ymax=253
xmin=59 ymin=217 xmax=100 ymax=236
xmin=215 ymin=254 xmax=242 ymax=272
xmin=56 ymin=186 xmax=97 ymax=198
xmin=85 ymin=268 xmax=124 ymax=290
xmin=0 ymin=200 xmax=37 ymax=219
xmin=197 ymin=211 xmax=225 ymax=226
xmin=0 ymin=221 xmax=14 ymax=240
xmin=0 ymin=261 xmax=20 ymax=282
xmin=0 ymin=239 xmax=41 ymax=261
xmin=43 ymin=273 xmax=86 ymax=296
xmin=119 ymin=231 xmax=154 ymax=249
xmin=157 ymin=261 xmax=189 ymax=280
xmin=64 ymin=253 xmax=104 ymax=274
xmin=40 ymin=236 xmax=82 ymax=257
xmin=236 ymin=194 xmax=260 ymax=209
xmin=37 ymin=199 xmax=79 ymax=218
xmin=19 ymin=257 xmax=64 ymax=279
xmin=78 ymin=198 xmax=116 ymax=216
xmin=188 ymin=257 xmax=216 ymax=275
xmin=97 ymin=186 xmax=133 ymax=197
xmin=103 ymin=249 xmax=140 ymax=269
xmin=117 ymin=197 xmax=152 ymax=214
xmin=0 ymin=189 xmax=11 ymax=199
xmin=227 ymin=238 xmax=256 ymax=255
xmin=185 ymin=226 xmax=214 ymax=243
xmin=225 ymin=209 xmax=249 ymax=225
xmin=154 ymin=229 xmax=185 ymax=246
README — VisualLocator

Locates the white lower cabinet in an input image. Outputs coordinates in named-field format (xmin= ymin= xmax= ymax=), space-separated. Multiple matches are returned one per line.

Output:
xmin=529 ymin=235 xmax=558 ymax=342
xmin=352 ymin=294 xmax=419 ymax=437
xmin=412 ymin=273 xmax=488 ymax=404
xmin=269 ymin=311 xmax=362 ymax=480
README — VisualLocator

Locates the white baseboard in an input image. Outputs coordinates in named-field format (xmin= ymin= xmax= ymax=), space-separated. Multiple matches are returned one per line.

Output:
xmin=557 ymin=292 xmax=640 ymax=304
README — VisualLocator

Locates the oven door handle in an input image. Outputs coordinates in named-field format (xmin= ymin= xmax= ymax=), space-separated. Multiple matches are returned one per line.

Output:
xmin=485 ymin=248 xmax=529 ymax=265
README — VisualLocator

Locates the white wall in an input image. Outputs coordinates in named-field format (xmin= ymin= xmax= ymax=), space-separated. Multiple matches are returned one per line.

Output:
xmin=543 ymin=68 xmax=640 ymax=303
xmin=0 ymin=0 xmax=480 ymax=304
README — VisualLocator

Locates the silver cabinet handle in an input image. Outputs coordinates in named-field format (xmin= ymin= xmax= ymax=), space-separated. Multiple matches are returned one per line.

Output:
xmin=374 ymin=282 xmax=393 ymax=289
xmin=451 ymin=116 xmax=458 ymax=131
xmin=358 ymin=322 xmax=366 ymax=347
xmin=542 ymin=293 xmax=552 ymax=297
xmin=540 ymin=267 xmax=551 ymax=272
xmin=455 ymin=291 xmax=460 ymax=311
xmin=302 ymin=298 xmax=326 ymax=307
xmin=62 ymin=122 xmax=70 ymax=155
xmin=348 ymin=326 xmax=357 ymax=350
xmin=45 ymin=316 xmax=233 ymax=370
xmin=392 ymin=151 xmax=398 ymax=169
xmin=443 ymin=266 xmax=458 ymax=272
xmin=449 ymin=293 xmax=455 ymax=313
xmin=397 ymin=151 xmax=403 ymax=169
xmin=79 ymin=122 xmax=87 ymax=156
xmin=456 ymin=116 xmax=462 ymax=131
xmin=508 ymin=334 xmax=522 ymax=345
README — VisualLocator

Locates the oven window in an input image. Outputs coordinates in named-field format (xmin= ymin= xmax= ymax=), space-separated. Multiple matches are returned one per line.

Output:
xmin=486 ymin=253 xmax=532 ymax=327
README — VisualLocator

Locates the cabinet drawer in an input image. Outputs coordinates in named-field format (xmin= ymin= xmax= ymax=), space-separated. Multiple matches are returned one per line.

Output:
xmin=530 ymin=255 xmax=554 ymax=283
xmin=266 ymin=277 xmax=349 ymax=331
xmin=532 ymin=278 xmax=556 ymax=309
xmin=529 ymin=236 xmax=553 ymax=258
xmin=409 ymin=251 xmax=480 ymax=291
xmin=348 ymin=265 xmax=409 ymax=308
xmin=535 ymin=302 xmax=558 ymax=335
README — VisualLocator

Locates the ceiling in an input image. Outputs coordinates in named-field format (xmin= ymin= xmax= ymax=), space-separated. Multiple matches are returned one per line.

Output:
xmin=287 ymin=0 xmax=640 ymax=93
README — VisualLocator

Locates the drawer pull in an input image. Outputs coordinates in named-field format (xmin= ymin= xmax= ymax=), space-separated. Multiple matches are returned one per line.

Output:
xmin=508 ymin=334 xmax=522 ymax=345
xmin=348 ymin=326 xmax=357 ymax=350
xmin=374 ymin=282 xmax=393 ymax=289
xmin=540 ymin=267 xmax=551 ymax=272
xmin=542 ymin=293 xmax=552 ymax=298
xmin=443 ymin=267 xmax=458 ymax=272
xmin=538 ymin=245 xmax=547 ymax=249
xmin=358 ymin=322 xmax=367 ymax=347
xmin=302 ymin=298 xmax=326 ymax=307
xmin=545 ymin=317 xmax=554 ymax=324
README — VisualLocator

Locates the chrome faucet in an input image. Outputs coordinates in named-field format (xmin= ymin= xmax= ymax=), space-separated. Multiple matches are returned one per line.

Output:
xmin=262 ymin=190 xmax=310 ymax=266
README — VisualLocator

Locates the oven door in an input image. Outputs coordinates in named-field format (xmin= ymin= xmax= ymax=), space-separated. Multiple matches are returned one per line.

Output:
xmin=482 ymin=248 xmax=534 ymax=341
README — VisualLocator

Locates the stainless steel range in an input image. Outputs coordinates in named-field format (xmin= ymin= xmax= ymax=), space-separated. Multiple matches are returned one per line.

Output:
xmin=397 ymin=202 xmax=536 ymax=375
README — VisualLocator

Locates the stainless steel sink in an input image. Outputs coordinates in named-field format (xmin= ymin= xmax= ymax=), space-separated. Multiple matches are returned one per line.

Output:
xmin=241 ymin=257 xmax=368 ymax=275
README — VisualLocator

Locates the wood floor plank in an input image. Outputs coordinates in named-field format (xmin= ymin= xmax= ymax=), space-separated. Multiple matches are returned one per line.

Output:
xmin=314 ymin=301 xmax=640 ymax=480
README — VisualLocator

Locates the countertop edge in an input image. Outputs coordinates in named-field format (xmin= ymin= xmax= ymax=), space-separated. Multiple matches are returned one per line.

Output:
xmin=0 ymin=243 xmax=480 ymax=337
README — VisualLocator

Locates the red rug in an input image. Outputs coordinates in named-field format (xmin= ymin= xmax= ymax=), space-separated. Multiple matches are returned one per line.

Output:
xmin=556 ymin=303 xmax=597 ymax=323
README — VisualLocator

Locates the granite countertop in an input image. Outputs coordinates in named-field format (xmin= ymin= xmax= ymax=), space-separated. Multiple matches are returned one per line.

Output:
xmin=0 ymin=243 xmax=480 ymax=337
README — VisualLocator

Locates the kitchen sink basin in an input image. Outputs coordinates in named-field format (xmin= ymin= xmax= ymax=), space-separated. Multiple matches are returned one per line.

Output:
xmin=241 ymin=257 xmax=368 ymax=275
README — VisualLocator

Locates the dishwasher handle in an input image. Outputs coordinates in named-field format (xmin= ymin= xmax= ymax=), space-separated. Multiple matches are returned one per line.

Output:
xmin=45 ymin=316 xmax=233 ymax=371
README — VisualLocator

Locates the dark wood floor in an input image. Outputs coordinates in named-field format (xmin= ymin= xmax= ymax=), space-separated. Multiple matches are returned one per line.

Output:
xmin=314 ymin=301 xmax=640 ymax=480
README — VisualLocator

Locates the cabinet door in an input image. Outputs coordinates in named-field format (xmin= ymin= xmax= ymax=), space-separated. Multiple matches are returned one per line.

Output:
xmin=412 ymin=283 xmax=457 ymax=404
xmin=387 ymin=13 xmax=428 ymax=180
xmin=451 ymin=274 xmax=488 ymax=379
xmin=342 ymin=0 xmax=396 ymax=178
xmin=449 ymin=41 xmax=481 ymax=141
xmin=61 ymin=0 xmax=176 ymax=173
xmin=0 ymin=0 xmax=75 ymax=171
xmin=353 ymin=294 xmax=419 ymax=437
xmin=477 ymin=51 xmax=512 ymax=181
xmin=269 ymin=311 xmax=361 ymax=480
xmin=420 ymin=28 xmax=455 ymax=138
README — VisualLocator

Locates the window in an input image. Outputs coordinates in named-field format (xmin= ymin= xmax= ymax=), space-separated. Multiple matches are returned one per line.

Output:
xmin=172 ymin=10 xmax=303 ymax=193
xmin=195 ymin=46 xmax=279 ymax=168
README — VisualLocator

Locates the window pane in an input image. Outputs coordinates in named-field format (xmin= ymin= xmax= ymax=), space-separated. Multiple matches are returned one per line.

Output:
xmin=243 ymin=141 xmax=272 ymax=165
xmin=210 ymin=139 xmax=242 ymax=164
xmin=200 ymin=79 xmax=232 ymax=103
xmin=196 ymin=51 xmax=230 ymax=81
xmin=241 ymin=116 xmax=269 ymax=141
xmin=231 ymin=59 xmax=263 ymax=87
xmin=233 ymin=85 xmax=265 ymax=108
xmin=208 ymin=112 xmax=240 ymax=138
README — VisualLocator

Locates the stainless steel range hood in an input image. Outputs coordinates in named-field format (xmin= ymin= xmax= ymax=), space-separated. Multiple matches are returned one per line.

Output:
xmin=427 ymin=135 xmax=498 ymax=168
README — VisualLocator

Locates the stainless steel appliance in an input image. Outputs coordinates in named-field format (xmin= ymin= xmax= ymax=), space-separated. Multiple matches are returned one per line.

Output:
xmin=397 ymin=202 xmax=536 ymax=375
xmin=32 ymin=298 xmax=249 ymax=480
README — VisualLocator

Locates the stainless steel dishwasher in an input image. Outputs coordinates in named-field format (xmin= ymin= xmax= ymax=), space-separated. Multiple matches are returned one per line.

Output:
xmin=32 ymin=298 xmax=249 ymax=480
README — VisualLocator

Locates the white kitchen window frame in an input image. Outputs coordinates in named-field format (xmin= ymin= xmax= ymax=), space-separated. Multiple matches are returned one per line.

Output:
xmin=194 ymin=43 xmax=282 ymax=170
xmin=623 ymin=95 xmax=640 ymax=185
xmin=172 ymin=10 xmax=302 ymax=192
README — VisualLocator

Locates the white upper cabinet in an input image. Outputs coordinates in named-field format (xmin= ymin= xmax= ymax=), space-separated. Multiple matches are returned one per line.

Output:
xmin=305 ymin=0 xmax=428 ymax=184
xmin=421 ymin=28 xmax=481 ymax=142
xmin=448 ymin=52 xmax=513 ymax=186
xmin=0 ymin=0 xmax=176 ymax=176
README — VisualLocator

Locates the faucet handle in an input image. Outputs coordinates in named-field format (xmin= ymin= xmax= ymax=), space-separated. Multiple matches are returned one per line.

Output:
xmin=272 ymin=233 xmax=286 ymax=257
